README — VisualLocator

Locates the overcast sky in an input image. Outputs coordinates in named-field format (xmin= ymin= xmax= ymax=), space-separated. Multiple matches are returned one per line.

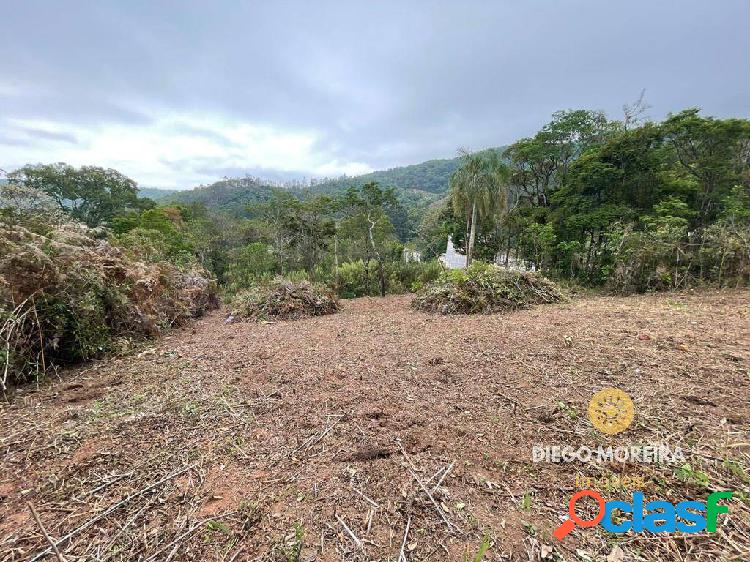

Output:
xmin=2 ymin=1 xmax=749 ymax=189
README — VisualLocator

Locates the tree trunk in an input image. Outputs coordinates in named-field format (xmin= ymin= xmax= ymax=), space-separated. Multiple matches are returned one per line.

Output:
xmin=585 ymin=230 xmax=595 ymax=274
xmin=467 ymin=200 xmax=478 ymax=266
xmin=465 ymin=214 xmax=471 ymax=257
xmin=333 ymin=229 xmax=339 ymax=291
xmin=363 ymin=250 xmax=370 ymax=295
xmin=366 ymin=212 xmax=386 ymax=296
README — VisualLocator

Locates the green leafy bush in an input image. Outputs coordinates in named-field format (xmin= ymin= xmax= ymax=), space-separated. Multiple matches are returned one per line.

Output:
xmin=411 ymin=261 xmax=564 ymax=314
xmin=606 ymin=218 xmax=688 ymax=294
xmin=230 ymin=278 xmax=339 ymax=321
xmin=224 ymin=242 xmax=279 ymax=291
xmin=333 ymin=259 xmax=442 ymax=298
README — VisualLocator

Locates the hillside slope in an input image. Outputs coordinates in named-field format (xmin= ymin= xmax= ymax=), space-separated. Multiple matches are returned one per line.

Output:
xmin=311 ymin=155 xmax=464 ymax=195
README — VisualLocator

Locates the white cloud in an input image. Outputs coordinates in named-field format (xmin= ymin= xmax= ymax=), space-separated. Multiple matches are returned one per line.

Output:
xmin=1 ymin=114 xmax=373 ymax=188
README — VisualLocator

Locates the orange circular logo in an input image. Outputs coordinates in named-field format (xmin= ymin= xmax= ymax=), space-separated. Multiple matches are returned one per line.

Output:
xmin=588 ymin=388 xmax=634 ymax=435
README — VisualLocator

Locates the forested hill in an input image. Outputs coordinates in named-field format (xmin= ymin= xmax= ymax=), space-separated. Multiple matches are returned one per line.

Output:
xmin=311 ymin=155 xmax=464 ymax=195
xmin=143 ymin=177 xmax=287 ymax=215
xmin=141 ymin=148 xmax=506 ymax=216
xmin=138 ymin=187 xmax=179 ymax=200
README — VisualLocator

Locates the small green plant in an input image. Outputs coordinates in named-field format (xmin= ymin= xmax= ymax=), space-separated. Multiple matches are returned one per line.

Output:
xmin=205 ymin=520 xmax=230 ymax=534
xmin=203 ymin=519 xmax=231 ymax=544
xmin=271 ymin=523 xmax=304 ymax=562
xmin=723 ymin=458 xmax=750 ymax=484
xmin=557 ymin=400 xmax=578 ymax=420
xmin=676 ymin=463 xmax=710 ymax=487
xmin=238 ymin=500 xmax=262 ymax=531
xmin=520 ymin=491 xmax=533 ymax=511
xmin=182 ymin=401 xmax=200 ymax=418
xmin=463 ymin=533 xmax=490 ymax=562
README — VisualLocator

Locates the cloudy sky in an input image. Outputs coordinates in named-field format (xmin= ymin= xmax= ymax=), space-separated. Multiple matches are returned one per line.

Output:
xmin=2 ymin=1 xmax=749 ymax=189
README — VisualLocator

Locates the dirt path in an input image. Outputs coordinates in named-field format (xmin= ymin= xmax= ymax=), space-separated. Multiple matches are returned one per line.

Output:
xmin=1 ymin=291 xmax=749 ymax=561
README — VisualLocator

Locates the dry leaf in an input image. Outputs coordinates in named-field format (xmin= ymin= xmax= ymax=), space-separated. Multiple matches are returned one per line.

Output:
xmin=607 ymin=545 xmax=626 ymax=562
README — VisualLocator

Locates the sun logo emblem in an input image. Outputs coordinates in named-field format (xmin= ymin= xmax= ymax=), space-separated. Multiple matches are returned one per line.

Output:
xmin=588 ymin=388 xmax=634 ymax=435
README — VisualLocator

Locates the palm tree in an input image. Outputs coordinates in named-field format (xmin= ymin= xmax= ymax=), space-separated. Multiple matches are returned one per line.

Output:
xmin=450 ymin=150 xmax=509 ymax=265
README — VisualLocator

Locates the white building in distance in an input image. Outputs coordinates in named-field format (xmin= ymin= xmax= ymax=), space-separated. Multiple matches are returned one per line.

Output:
xmin=439 ymin=236 xmax=467 ymax=269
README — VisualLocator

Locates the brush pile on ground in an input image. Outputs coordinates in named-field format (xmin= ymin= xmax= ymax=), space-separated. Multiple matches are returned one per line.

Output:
xmin=231 ymin=278 xmax=339 ymax=321
xmin=0 ymin=189 xmax=218 ymax=389
xmin=412 ymin=262 xmax=565 ymax=314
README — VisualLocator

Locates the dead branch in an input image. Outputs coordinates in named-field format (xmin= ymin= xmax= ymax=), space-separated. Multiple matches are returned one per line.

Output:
xmin=27 ymin=502 xmax=67 ymax=562
xmin=336 ymin=514 xmax=363 ymax=549
xmin=29 ymin=463 xmax=196 ymax=562
xmin=396 ymin=439 xmax=459 ymax=532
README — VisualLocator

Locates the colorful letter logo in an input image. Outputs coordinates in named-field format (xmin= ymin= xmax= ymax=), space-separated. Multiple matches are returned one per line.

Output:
xmin=554 ymin=490 xmax=734 ymax=540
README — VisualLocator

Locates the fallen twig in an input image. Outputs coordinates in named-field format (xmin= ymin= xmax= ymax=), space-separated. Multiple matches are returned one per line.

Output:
xmin=287 ymin=414 xmax=344 ymax=460
xmin=396 ymin=439 xmax=459 ymax=532
xmin=398 ymin=515 xmax=411 ymax=562
xmin=29 ymin=463 xmax=196 ymax=562
xmin=27 ymin=502 xmax=67 ymax=562
xmin=336 ymin=514 xmax=363 ymax=549
xmin=352 ymin=485 xmax=379 ymax=508
xmin=144 ymin=513 xmax=232 ymax=562
xmin=431 ymin=460 xmax=455 ymax=494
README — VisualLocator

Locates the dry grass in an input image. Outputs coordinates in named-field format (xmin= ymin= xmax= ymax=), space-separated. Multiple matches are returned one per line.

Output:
xmin=1 ymin=290 xmax=748 ymax=561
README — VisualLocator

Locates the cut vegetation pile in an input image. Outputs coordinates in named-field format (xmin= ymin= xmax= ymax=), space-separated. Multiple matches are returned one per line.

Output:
xmin=230 ymin=278 xmax=339 ymax=321
xmin=412 ymin=262 xmax=565 ymax=314
xmin=0 ymin=215 xmax=218 ymax=390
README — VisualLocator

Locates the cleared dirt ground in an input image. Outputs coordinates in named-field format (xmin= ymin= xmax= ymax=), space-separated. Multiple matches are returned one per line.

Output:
xmin=1 ymin=290 xmax=749 ymax=561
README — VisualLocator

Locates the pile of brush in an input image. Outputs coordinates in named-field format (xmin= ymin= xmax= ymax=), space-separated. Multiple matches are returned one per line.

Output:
xmin=0 ymin=213 xmax=218 ymax=389
xmin=411 ymin=262 xmax=564 ymax=315
xmin=231 ymin=278 xmax=339 ymax=321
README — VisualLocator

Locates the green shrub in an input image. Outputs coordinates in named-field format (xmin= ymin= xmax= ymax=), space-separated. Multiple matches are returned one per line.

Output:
xmin=411 ymin=261 xmax=565 ymax=314
xmin=606 ymin=219 xmax=688 ymax=294
xmin=230 ymin=278 xmax=339 ymax=321
xmin=606 ymin=209 xmax=750 ymax=294
xmin=699 ymin=221 xmax=750 ymax=286
xmin=385 ymin=260 xmax=443 ymax=294
xmin=332 ymin=259 xmax=442 ymax=298
xmin=224 ymin=242 xmax=279 ymax=291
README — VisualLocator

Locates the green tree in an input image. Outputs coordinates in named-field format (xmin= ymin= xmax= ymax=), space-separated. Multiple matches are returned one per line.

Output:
xmin=224 ymin=242 xmax=279 ymax=290
xmin=450 ymin=150 xmax=509 ymax=265
xmin=339 ymin=182 xmax=399 ymax=296
xmin=506 ymin=109 xmax=616 ymax=208
xmin=662 ymin=109 xmax=750 ymax=226
xmin=247 ymin=190 xmax=335 ymax=276
xmin=8 ymin=163 xmax=148 ymax=227
xmin=415 ymin=199 xmax=462 ymax=259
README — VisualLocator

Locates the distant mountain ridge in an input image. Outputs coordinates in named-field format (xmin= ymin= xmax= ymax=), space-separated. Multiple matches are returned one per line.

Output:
xmin=310 ymin=155 xmax=465 ymax=195
xmin=139 ymin=147 xmax=506 ymax=216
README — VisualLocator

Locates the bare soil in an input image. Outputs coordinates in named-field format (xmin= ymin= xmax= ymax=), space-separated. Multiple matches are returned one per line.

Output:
xmin=1 ymin=290 xmax=749 ymax=561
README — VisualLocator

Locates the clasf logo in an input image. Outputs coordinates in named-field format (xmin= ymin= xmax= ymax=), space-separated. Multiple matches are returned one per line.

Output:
xmin=554 ymin=489 xmax=733 ymax=540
